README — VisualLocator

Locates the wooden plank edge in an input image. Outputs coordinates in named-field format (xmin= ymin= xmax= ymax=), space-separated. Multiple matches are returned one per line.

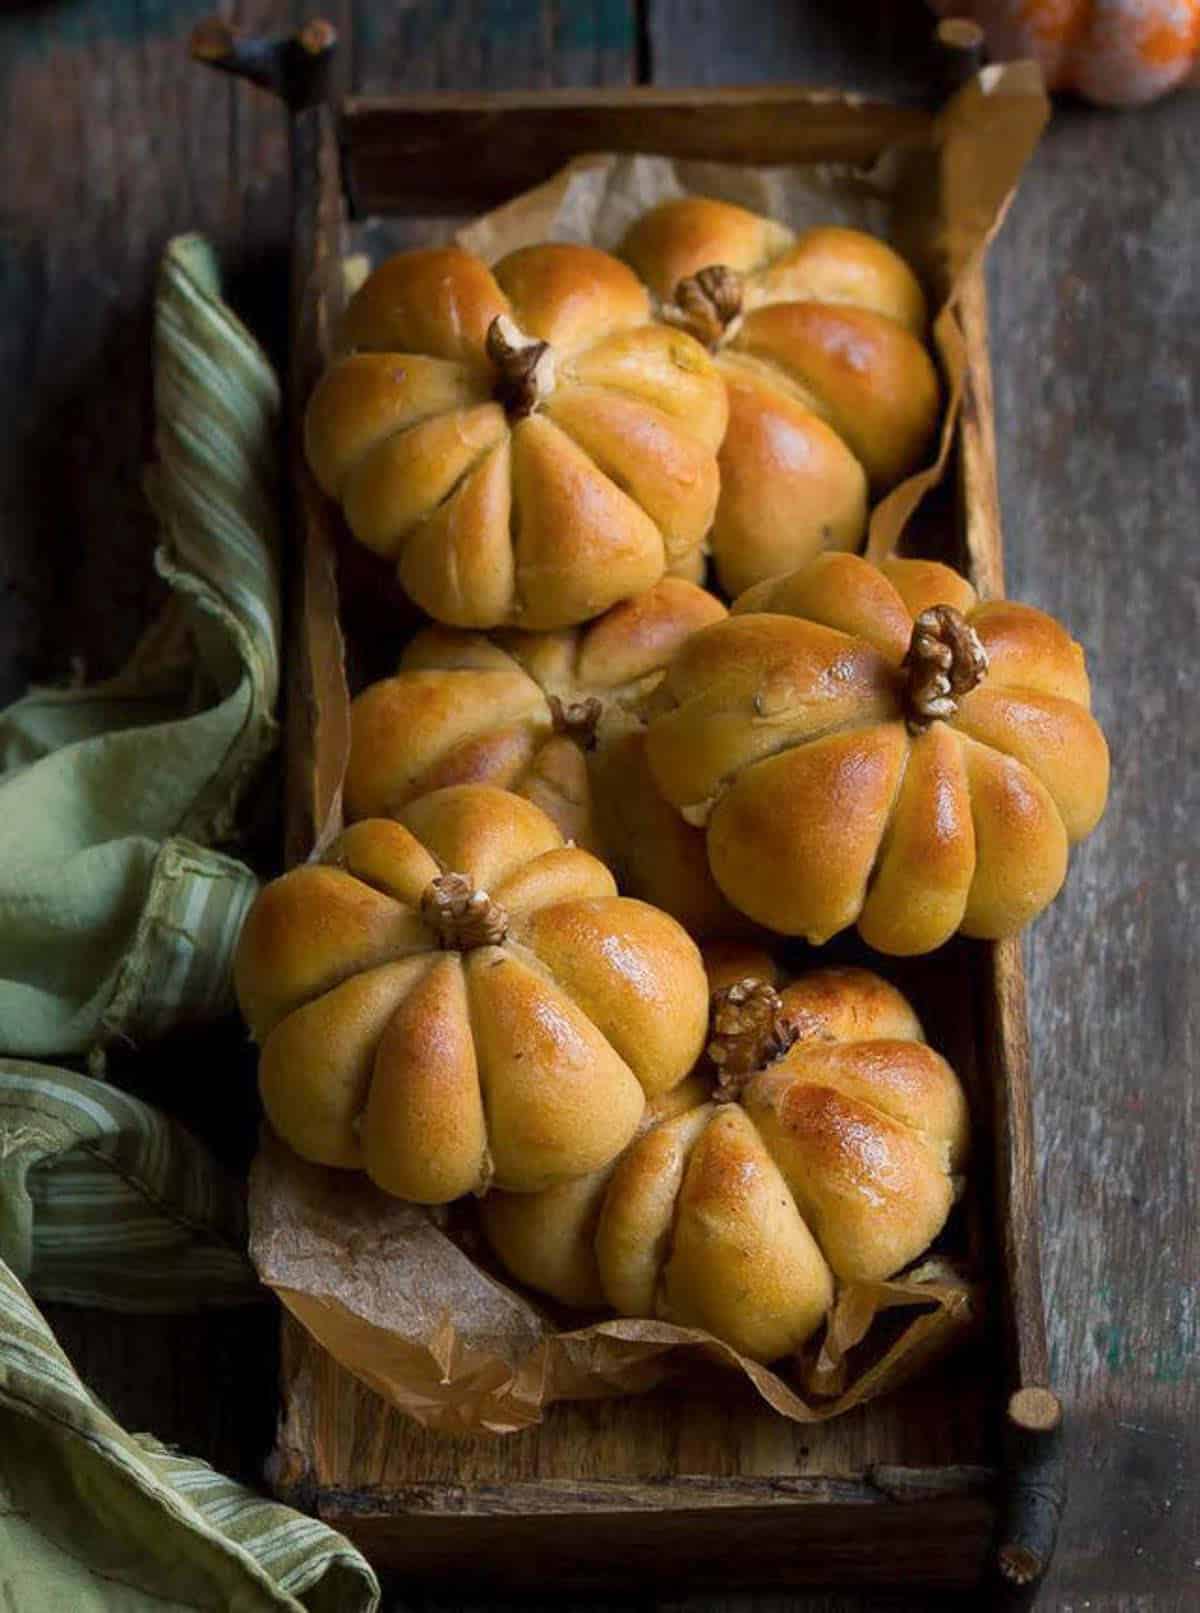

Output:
xmin=338 ymin=92 xmax=932 ymax=215
xmin=189 ymin=13 xmax=357 ymax=1528
xmin=274 ymin=1466 xmax=998 ymax=1518
xmin=956 ymin=261 xmax=1065 ymax=1599
xmin=306 ymin=1492 xmax=998 ymax=1591
xmin=190 ymin=22 xmax=350 ymax=869
xmin=284 ymin=101 xmax=350 ymax=866
xmin=957 ymin=263 xmax=1049 ymax=1383
xmin=342 ymin=84 xmax=933 ymax=116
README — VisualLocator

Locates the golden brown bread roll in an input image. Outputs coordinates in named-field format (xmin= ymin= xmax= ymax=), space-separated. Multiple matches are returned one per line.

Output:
xmin=481 ymin=954 xmax=969 ymax=1362
xmin=344 ymin=577 xmax=744 ymax=936
xmin=643 ymin=551 xmax=1110 ymax=952
xmin=621 ymin=198 xmax=939 ymax=595
xmin=305 ymin=243 xmax=728 ymax=630
xmin=234 ymin=785 xmax=709 ymax=1202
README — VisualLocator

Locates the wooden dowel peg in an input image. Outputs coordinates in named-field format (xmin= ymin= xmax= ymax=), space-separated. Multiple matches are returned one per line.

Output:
xmin=993 ymin=1384 xmax=1066 ymax=1600
xmin=934 ymin=17 xmax=988 ymax=102
xmin=1007 ymin=1385 xmax=1063 ymax=1435
xmin=189 ymin=17 xmax=338 ymax=111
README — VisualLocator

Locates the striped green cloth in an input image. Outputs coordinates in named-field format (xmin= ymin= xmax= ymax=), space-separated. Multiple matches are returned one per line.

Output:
xmin=0 ymin=235 xmax=279 ymax=1063
xmin=1 ymin=1257 xmax=377 ymax=1611
xmin=0 ymin=1059 xmax=256 ymax=1311
xmin=0 ymin=237 xmax=380 ymax=1610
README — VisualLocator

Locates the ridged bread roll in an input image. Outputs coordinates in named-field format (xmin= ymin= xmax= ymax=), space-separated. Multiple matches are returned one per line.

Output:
xmin=482 ymin=954 xmax=969 ymax=1363
xmin=344 ymin=577 xmax=744 ymax=937
xmin=305 ymin=243 xmax=728 ymax=630
xmin=643 ymin=551 xmax=1110 ymax=951
xmin=622 ymin=198 xmax=939 ymax=595
xmin=234 ymin=785 xmax=709 ymax=1202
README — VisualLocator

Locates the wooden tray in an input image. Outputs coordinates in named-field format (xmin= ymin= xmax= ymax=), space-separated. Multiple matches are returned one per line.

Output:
xmin=196 ymin=23 xmax=1064 ymax=1597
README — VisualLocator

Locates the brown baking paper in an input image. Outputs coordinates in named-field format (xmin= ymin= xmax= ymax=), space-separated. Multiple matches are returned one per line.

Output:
xmin=253 ymin=61 xmax=1047 ymax=1434
xmin=251 ymin=1138 xmax=981 ymax=1434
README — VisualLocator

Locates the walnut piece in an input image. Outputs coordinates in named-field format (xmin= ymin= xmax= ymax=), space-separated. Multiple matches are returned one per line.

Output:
xmin=486 ymin=314 xmax=556 ymax=417
xmin=902 ymin=604 xmax=989 ymax=733
xmin=421 ymin=872 xmax=509 ymax=951
xmin=667 ymin=265 xmax=744 ymax=349
xmin=548 ymin=693 xmax=604 ymax=751
xmin=708 ymin=977 xmax=798 ymax=1101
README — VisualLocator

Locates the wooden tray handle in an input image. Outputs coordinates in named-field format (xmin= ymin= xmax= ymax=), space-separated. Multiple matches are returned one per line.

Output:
xmin=190 ymin=17 xmax=351 ymax=867
xmin=189 ymin=16 xmax=338 ymax=111
xmin=991 ymin=1386 xmax=1066 ymax=1605
xmin=935 ymin=16 xmax=987 ymax=98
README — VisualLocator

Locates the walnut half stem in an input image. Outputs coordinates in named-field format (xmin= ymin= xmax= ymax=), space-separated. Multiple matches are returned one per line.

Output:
xmin=486 ymin=315 xmax=556 ymax=418
xmin=548 ymin=694 xmax=604 ymax=752
xmin=902 ymin=603 xmax=989 ymax=733
xmin=707 ymin=977 xmax=798 ymax=1101
xmin=421 ymin=873 xmax=509 ymax=951
xmin=668 ymin=265 xmax=745 ymax=350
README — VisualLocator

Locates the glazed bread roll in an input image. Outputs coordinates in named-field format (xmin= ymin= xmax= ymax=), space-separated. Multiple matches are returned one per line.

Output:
xmin=344 ymin=576 xmax=725 ymax=847
xmin=643 ymin=551 xmax=1110 ymax=951
xmin=344 ymin=577 xmax=744 ymax=938
xmin=234 ymin=785 xmax=709 ymax=1202
xmin=482 ymin=956 xmax=969 ymax=1363
xmin=305 ymin=243 xmax=727 ymax=630
xmin=622 ymin=197 xmax=939 ymax=595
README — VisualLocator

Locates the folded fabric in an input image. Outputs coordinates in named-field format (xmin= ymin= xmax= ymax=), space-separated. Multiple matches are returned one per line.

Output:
xmin=0 ymin=1256 xmax=379 ymax=1612
xmin=0 ymin=234 xmax=280 ymax=1063
xmin=0 ymin=1058 xmax=259 ymax=1310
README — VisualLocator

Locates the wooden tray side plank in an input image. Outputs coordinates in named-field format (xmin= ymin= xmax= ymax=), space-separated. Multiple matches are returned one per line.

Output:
xmin=275 ymin=1318 xmax=994 ymax=1493
xmin=284 ymin=103 xmax=351 ymax=868
xmin=340 ymin=90 xmax=931 ymax=214
xmin=956 ymin=263 xmax=1064 ymax=1590
xmin=331 ymin=1497 xmax=995 ymax=1591
xmin=956 ymin=264 xmax=1050 ymax=1395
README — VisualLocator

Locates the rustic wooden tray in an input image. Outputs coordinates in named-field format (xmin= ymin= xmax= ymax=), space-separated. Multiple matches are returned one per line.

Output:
xmin=196 ymin=24 xmax=1064 ymax=1597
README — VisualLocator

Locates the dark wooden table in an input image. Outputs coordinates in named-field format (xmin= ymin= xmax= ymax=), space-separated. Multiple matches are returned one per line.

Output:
xmin=1 ymin=2 xmax=1196 ymax=1609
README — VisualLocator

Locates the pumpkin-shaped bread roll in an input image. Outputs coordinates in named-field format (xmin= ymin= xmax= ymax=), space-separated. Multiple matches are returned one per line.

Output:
xmin=345 ymin=577 xmax=724 ymax=846
xmin=622 ymin=198 xmax=939 ymax=596
xmin=482 ymin=951 xmax=969 ymax=1362
xmin=234 ymin=785 xmax=709 ymax=1202
xmin=642 ymin=552 xmax=1110 ymax=952
xmin=305 ymin=243 xmax=728 ymax=630
xmin=344 ymin=577 xmax=742 ymax=936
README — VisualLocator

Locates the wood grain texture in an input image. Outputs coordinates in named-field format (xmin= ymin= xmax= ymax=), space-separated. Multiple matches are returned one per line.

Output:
xmin=646 ymin=0 xmax=945 ymax=97
xmin=344 ymin=0 xmax=637 ymax=95
xmin=0 ymin=0 xmax=300 ymax=707
xmin=0 ymin=0 xmax=1195 ymax=1609
xmin=276 ymin=1320 xmax=999 ymax=1589
xmin=341 ymin=89 xmax=928 ymax=214
xmin=985 ymin=91 xmax=1200 ymax=1611
xmin=284 ymin=100 xmax=351 ymax=868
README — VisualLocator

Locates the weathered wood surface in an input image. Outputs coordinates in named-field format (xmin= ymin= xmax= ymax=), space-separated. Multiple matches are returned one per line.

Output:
xmin=1 ymin=0 xmax=1196 ymax=1609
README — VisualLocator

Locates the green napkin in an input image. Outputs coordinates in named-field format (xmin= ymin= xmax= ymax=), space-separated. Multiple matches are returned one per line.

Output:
xmin=0 ymin=1058 xmax=258 ymax=1309
xmin=0 ymin=236 xmax=380 ymax=1611
xmin=0 ymin=234 xmax=279 ymax=1063
xmin=0 ymin=1269 xmax=378 ymax=1612
xmin=0 ymin=1066 xmax=377 ymax=1612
